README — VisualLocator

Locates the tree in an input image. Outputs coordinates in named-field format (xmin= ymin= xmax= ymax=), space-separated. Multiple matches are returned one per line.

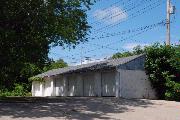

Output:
xmin=112 ymin=51 xmax=133 ymax=59
xmin=132 ymin=45 xmax=145 ymax=55
xmin=112 ymin=45 xmax=144 ymax=59
xmin=145 ymin=43 xmax=180 ymax=100
xmin=0 ymin=0 xmax=94 ymax=90
xmin=43 ymin=59 xmax=68 ymax=72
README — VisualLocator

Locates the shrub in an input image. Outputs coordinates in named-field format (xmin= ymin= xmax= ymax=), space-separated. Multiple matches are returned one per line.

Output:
xmin=0 ymin=90 xmax=13 ymax=97
xmin=12 ymin=84 xmax=27 ymax=96
xmin=0 ymin=84 xmax=29 ymax=97
xmin=145 ymin=43 xmax=180 ymax=101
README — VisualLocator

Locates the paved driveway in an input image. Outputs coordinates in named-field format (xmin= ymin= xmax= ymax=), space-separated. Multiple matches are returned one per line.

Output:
xmin=0 ymin=97 xmax=179 ymax=120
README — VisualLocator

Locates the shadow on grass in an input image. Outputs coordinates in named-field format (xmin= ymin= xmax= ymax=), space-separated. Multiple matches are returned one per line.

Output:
xmin=0 ymin=97 xmax=154 ymax=120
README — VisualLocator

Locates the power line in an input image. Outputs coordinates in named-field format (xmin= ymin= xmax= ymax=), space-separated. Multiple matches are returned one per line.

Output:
xmin=84 ymin=21 xmax=165 ymax=51
xmin=49 ymin=0 xmax=175 ymax=64
xmin=105 ymin=20 xmax=166 ymax=47
xmin=90 ymin=0 xmax=126 ymax=19
xmin=88 ymin=18 xmax=174 ymax=56
xmin=90 ymin=0 xmax=133 ymax=24
xmin=94 ymin=0 xmax=165 ymax=32
xmin=82 ymin=20 xmax=166 ymax=55
xmin=91 ymin=0 xmax=147 ymax=25
xmin=89 ymin=21 xmax=164 ymax=40
xmin=50 ymin=19 xmax=166 ymax=62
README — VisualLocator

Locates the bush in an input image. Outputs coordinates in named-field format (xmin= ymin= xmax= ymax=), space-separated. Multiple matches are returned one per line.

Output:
xmin=0 ymin=84 xmax=29 ymax=97
xmin=0 ymin=90 xmax=13 ymax=97
xmin=12 ymin=84 xmax=27 ymax=96
xmin=164 ymin=72 xmax=180 ymax=101
xmin=145 ymin=43 xmax=180 ymax=101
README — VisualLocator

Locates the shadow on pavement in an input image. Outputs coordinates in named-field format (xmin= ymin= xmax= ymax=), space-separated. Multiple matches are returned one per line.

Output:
xmin=0 ymin=97 xmax=154 ymax=120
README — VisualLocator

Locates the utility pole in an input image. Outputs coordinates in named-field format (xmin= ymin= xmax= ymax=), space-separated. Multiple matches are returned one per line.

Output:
xmin=166 ymin=0 xmax=170 ymax=46
xmin=166 ymin=0 xmax=175 ymax=46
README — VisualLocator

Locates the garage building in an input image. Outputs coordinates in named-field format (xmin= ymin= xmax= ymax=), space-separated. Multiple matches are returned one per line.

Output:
xmin=32 ymin=54 xmax=156 ymax=99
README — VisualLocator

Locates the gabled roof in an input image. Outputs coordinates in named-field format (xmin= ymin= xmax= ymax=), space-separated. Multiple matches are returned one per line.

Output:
xmin=35 ymin=54 xmax=145 ymax=78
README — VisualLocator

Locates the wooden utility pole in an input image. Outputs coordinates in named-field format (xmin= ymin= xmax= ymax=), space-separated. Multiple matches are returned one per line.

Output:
xmin=166 ymin=0 xmax=175 ymax=46
xmin=166 ymin=0 xmax=170 ymax=46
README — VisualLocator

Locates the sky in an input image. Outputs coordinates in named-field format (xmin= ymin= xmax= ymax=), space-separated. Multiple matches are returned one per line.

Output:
xmin=49 ymin=0 xmax=180 ymax=65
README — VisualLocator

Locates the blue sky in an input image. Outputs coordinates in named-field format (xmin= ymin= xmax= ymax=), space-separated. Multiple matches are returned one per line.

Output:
xmin=49 ymin=0 xmax=180 ymax=65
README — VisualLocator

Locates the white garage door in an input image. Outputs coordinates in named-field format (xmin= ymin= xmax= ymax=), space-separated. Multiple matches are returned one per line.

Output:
xmin=68 ymin=76 xmax=76 ymax=96
xmin=33 ymin=81 xmax=42 ymax=96
xmin=67 ymin=75 xmax=83 ymax=96
xmin=55 ymin=77 xmax=67 ymax=96
xmin=83 ymin=73 xmax=96 ymax=96
xmin=44 ymin=79 xmax=52 ymax=96
xmin=102 ymin=72 xmax=116 ymax=96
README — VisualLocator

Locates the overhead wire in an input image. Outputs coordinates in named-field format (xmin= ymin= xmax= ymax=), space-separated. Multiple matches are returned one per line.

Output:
xmin=90 ymin=0 xmax=133 ymax=24
xmin=51 ymin=19 xmax=167 ymax=62
xmin=50 ymin=0 xmax=169 ymax=64
xmin=89 ymin=22 xmax=164 ymax=40
xmin=94 ymin=0 xmax=165 ymax=32
xmin=91 ymin=0 xmax=146 ymax=25
xmin=90 ymin=0 xmax=126 ymax=19
xmin=82 ymin=19 xmax=167 ymax=56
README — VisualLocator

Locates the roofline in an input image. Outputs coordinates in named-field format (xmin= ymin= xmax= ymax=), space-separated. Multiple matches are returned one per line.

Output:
xmin=34 ymin=54 xmax=145 ymax=78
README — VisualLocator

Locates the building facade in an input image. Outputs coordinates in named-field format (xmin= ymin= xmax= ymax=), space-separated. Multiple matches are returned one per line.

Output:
xmin=32 ymin=54 xmax=156 ymax=99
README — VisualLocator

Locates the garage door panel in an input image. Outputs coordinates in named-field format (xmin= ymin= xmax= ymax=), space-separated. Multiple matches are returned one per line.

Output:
xmin=33 ymin=81 xmax=42 ymax=96
xmin=83 ymin=73 xmax=96 ymax=96
xmin=68 ymin=77 xmax=75 ymax=96
xmin=55 ymin=77 xmax=67 ymax=96
xmin=44 ymin=79 xmax=52 ymax=96
xmin=75 ymin=77 xmax=83 ymax=96
xmin=102 ymin=72 xmax=116 ymax=96
xmin=67 ymin=75 xmax=83 ymax=96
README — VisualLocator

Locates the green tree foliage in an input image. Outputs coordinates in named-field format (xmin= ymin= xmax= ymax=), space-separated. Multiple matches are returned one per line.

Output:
xmin=0 ymin=0 xmax=94 ymax=92
xmin=112 ymin=51 xmax=133 ymax=59
xmin=132 ymin=45 xmax=145 ymax=55
xmin=145 ymin=44 xmax=180 ymax=100
xmin=145 ymin=44 xmax=176 ymax=99
xmin=43 ymin=59 xmax=68 ymax=72
xmin=112 ymin=45 xmax=145 ymax=59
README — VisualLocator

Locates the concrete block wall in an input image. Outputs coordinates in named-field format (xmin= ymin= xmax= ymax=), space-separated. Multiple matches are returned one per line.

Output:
xmin=118 ymin=55 xmax=145 ymax=70
xmin=117 ymin=69 xmax=156 ymax=99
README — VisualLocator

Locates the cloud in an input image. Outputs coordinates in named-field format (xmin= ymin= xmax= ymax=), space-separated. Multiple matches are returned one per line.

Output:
xmin=93 ymin=6 xmax=127 ymax=24
xmin=122 ymin=43 xmax=149 ymax=51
